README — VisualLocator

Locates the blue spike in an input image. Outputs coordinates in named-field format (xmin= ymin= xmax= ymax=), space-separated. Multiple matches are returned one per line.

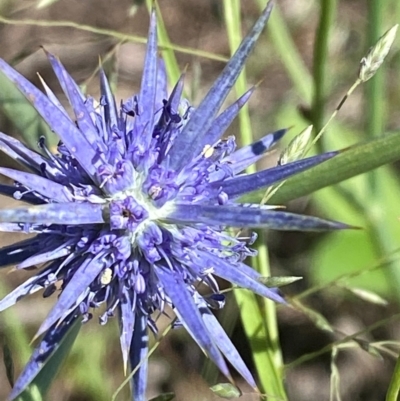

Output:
xmin=170 ymin=204 xmax=350 ymax=231
xmin=119 ymin=286 xmax=135 ymax=373
xmin=0 ymin=167 xmax=71 ymax=203
xmin=216 ymin=152 xmax=337 ymax=198
xmin=154 ymin=58 xmax=168 ymax=114
xmin=100 ymin=68 xmax=119 ymax=135
xmin=0 ymin=202 xmax=105 ymax=225
xmin=17 ymin=243 xmax=72 ymax=269
xmin=37 ymin=72 xmax=71 ymax=119
xmin=9 ymin=313 xmax=80 ymax=400
xmin=0 ymin=237 xmax=43 ymax=268
xmin=198 ymin=300 xmax=257 ymax=388
xmin=46 ymin=52 xmax=107 ymax=154
xmin=35 ymin=256 xmax=105 ymax=338
xmin=0 ymin=264 xmax=58 ymax=311
xmin=0 ymin=132 xmax=54 ymax=176
xmin=130 ymin=314 xmax=149 ymax=401
xmin=200 ymin=88 xmax=255 ymax=150
xmin=0 ymin=58 xmax=102 ymax=180
xmin=165 ymin=1 xmax=274 ymax=171
xmin=156 ymin=266 xmax=232 ymax=381
xmin=0 ymin=184 xmax=44 ymax=204
xmin=134 ymin=8 xmax=158 ymax=150
xmin=193 ymin=250 xmax=285 ymax=303
xmin=225 ymin=128 xmax=287 ymax=174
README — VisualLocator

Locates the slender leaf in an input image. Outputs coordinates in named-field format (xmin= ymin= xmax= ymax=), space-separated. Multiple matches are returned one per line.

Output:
xmin=241 ymin=131 xmax=400 ymax=204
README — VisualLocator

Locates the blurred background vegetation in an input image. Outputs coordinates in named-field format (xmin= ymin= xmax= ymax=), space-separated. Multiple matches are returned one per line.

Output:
xmin=1 ymin=0 xmax=400 ymax=400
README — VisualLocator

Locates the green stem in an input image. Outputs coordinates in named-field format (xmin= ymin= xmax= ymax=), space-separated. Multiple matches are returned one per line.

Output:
xmin=386 ymin=354 xmax=400 ymax=401
xmin=312 ymin=0 xmax=337 ymax=150
xmin=259 ymin=0 xmax=312 ymax=103
xmin=366 ymin=0 xmax=385 ymax=190
xmin=363 ymin=3 xmax=400 ymax=297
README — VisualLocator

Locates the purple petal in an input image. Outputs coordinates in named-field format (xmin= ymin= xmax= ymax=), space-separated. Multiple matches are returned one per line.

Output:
xmin=0 ymin=202 xmax=105 ymax=225
xmin=37 ymin=73 xmax=71 ymax=119
xmin=9 ymin=313 xmax=80 ymax=400
xmin=168 ymin=72 xmax=185 ymax=113
xmin=100 ymin=69 xmax=119 ymax=135
xmin=134 ymin=8 xmax=158 ymax=148
xmin=130 ymin=314 xmax=149 ymax=401
xmin=0 ymin=58 xmax=102 ymax=179
xmin=46 ymin=52 xmax=107 ymax=154
xmin=200 ymin=88 xmax=255 ymax=150
xmin=35 ymin=256 xmax=105 ymax=338
xmin=169 ymin=204 xmax=349 ymax=231
xmin=0 ymin=270 xmax=48 ymax=312
xmin=0 ymin=237 xmax=45 ymax=268
xmin=198 ymin=299 xmax=256 ymax=388
xmin=0 ymin=184 xmax=44 ymax=204
xmin=225 ymin=129 xmax=287 ymax=174
xmin=155 ymin=266 xmax=232 ymax=381
xmin=191 ymin=250 xmax=285 ymax=303
xmin=217 ymin=152 xmax=337 ymax=198
xmin=119 ymin=286 xmax=135 ymax=372
xmin=17 ymin=242 xmax=72 ymax=269
xmin=0 ymin=222 xmax=31 ymax=233
xmin=155 ymin=58 xmax=168 ymax=113
xmin=0 ymin=167 xmax=70 ymax=202
xmin=166 ymin=1 xmax=274 ymax=171
xmin=0 ymin=132 xmax=52 ymax=175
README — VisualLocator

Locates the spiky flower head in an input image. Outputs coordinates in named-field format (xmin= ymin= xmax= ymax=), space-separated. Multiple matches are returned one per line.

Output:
xmin=0 ymin=3 xmax=346 ymax=400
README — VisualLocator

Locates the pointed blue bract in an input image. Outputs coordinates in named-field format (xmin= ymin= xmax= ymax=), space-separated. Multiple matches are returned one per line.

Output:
xmin=156 ymin=267 xmax=232 ymax=380
xmin=218 ymin=152 xmax=337 ymax=198
xmin=9 ymin=313 xmax=80 ymax=400
xmin=166 ymin=1 xmax=274 ymax=171
xmin=169 ymin=204 xmax=348 ymax=231
xmin=0 ymin=202 xmax=105 ymax=225
xmin=130 ymin=315 xmax=149 ymax=401
xmin=0 ymin=2 xmax=351 ymax=400
xmin=198 ymin=297 xmax=257 ymax=388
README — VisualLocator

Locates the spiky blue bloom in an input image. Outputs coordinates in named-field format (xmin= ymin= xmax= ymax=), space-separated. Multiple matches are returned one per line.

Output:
xmin=0 ymin=3 xmax=346 ymax=400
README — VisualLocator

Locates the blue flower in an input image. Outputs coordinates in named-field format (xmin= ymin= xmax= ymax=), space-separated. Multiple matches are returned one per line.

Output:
xmin=0 ymin=3 xmax=346 ymax=400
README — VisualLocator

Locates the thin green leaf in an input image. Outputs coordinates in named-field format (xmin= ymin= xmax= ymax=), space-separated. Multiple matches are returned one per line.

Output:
xmin=241 ymin=131 xmax=400 ymax=204
xmin=234 ymin=289 xmax=287 ymax=398
xmin=386 ymin=353 xmax=400 ymax=401
xmin=257 ymin=0 xmax=313 ymax=102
